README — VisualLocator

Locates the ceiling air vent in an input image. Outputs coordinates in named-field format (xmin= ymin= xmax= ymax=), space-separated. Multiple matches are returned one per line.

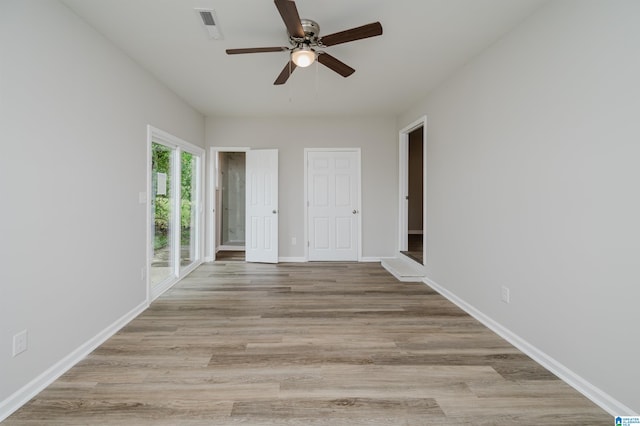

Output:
xmin=195 ymin=9 xmax=223 ymax=40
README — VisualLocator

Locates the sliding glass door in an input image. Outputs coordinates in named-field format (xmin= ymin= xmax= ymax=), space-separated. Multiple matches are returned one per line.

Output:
xmin=148 ymin=126 xmax=203 ymax=300
xmin=151 ymin=142 xmax=176 ymax=286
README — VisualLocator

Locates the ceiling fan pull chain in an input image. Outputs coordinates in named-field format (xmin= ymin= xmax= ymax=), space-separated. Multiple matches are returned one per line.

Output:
xmin=315 ymin=59 xmax=320 ymax=99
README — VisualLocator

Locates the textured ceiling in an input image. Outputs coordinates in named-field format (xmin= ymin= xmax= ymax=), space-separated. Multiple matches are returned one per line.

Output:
xmin=61 ymin=0 xmax=547 ymax=117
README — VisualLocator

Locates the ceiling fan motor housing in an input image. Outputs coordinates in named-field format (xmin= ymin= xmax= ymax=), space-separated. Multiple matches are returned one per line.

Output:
xmin=290 ymin=18 xmax=320 ymax=46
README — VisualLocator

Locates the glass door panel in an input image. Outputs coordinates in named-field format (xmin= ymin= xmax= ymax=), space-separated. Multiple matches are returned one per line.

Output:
xmin=180 ymin=151 xmax=198 ymax=268
xmin=151 ymin=142 xmax=176 ymax=286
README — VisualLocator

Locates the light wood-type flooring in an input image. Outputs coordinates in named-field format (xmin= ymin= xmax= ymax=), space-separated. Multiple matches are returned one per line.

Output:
xmin=5 ymin=262 xmax=610 ymax=425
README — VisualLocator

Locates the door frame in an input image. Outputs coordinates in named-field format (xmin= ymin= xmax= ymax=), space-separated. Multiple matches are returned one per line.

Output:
xmin=398 ymin=116 xmax=427 ymax=263
xmin=207 ymin=147 xmax=250 ymax=262
xmin=304 ymin=148 xmax=362 ymax=262
xmin=147 ymin=125 xmax=205 ymax=302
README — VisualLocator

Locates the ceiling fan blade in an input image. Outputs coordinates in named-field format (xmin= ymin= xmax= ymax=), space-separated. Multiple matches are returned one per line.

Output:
xmin=317 ymin=53 xmax=355 ymax=78
xmin=320 ymin=22 xmax=383 ymax=47
xmin=274 ymin=0 xmax=304 ymax=38
xmin=226 ymin=47 xmax=289 ymax=55
xmin=274 ymin=60 xmax=297 ymax=85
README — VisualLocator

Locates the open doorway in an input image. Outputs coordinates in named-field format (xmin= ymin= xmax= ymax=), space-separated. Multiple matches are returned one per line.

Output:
xmin=209 ymin=148 xmax=279 ymax=263
xmin=403 ymin=126 xmax=424 ymax=264
xmin=215 ymin=151 xmax=246 ymax=261
xmin=398 ymin=116 xmax=426 ymax=266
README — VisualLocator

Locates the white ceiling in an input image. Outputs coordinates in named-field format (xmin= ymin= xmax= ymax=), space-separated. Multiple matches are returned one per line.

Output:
xmin=61 ymin=0 xmax=547 ymax=118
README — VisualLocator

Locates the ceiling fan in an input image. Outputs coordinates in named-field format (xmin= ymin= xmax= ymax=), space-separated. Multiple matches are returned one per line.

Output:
xmin=226 ymin=0 xmax=383 ymax=85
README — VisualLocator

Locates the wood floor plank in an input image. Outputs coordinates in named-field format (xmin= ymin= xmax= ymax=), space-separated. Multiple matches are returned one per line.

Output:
xmin=4 ymin=261 xmax=611 ymax=425
xmin=230 ymin=397 xmax=445 ymax=419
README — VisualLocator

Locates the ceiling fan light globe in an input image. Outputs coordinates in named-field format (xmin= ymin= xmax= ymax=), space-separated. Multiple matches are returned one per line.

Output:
xmin=291 ymin=48 xmax=315 ymax=67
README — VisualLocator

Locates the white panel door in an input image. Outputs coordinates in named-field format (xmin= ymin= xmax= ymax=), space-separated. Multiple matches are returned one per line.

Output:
xmin=246 ymin=149 xmax=278 ymax=263
xmin=308 ymin=150 xmax=359 ymax=261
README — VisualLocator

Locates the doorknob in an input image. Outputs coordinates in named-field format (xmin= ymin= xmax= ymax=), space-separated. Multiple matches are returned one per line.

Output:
xmin=272 ymin=209 xmax=278 ymax=214
xmin=352 ymin=209 xmax=358 ymax=214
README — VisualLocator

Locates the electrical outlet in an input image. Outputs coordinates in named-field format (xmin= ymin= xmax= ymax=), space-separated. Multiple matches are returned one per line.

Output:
xmin=501 ymin=286 xmax=510 ymax=304
xmin=141 ymin=267 xmax=146 ymax=281
xmin=13 ymin=330 xmax=28 ymax=357
xmin=291 ymin=237 xmax=297 ymax=245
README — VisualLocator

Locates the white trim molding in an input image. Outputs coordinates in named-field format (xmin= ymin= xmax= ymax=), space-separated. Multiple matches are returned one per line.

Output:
xmin=0 ymin=300 xmax=148 ymax=423
xmin=422 ymin=276 xmax=637 ymax=417
xmin=278 ymin=257 xmax=307 ymax=263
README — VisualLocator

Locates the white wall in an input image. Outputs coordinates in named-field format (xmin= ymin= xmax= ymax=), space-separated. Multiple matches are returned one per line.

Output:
xmin=206 ymin=116 xmax=397 ymax=260
xmin=399 ymin=0 xmax=640 ymax=413
xmin=0 ymin=0 xmax=204 ymax=414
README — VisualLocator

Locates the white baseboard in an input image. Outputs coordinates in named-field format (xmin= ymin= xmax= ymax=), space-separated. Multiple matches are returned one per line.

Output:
xmin=0 ymin=300 xmax=148 ymax=423
xmin=278 ymin=257 xmax=306 ymax=263
xmin=277 ymin=257 xmax=382 ymax=263
xmin=422 ymin=276 xmax=637 ymax=417
xmin=276 ymin=257 xmax=385 ymax=263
